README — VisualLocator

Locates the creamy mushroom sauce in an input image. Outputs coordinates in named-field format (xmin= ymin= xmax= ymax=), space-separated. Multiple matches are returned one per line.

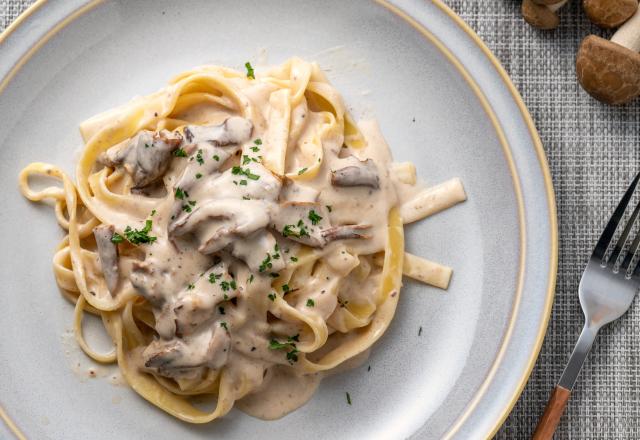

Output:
xmin=99 ymin=114 xmax=399 ymax=418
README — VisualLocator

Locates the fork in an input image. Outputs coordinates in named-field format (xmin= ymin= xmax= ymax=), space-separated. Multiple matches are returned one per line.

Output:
xmin=533 ymin=172 xmax=640 ymax=439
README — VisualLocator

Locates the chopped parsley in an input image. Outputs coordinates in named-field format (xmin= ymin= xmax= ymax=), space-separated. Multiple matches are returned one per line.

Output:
xmin=174 ymin=187 xmax=188 ymax=200
xmin=150 ymin=209 xmax=157 ymax=216
xmin=346 ymin=392 xmax=352 ymax=405
xmin=306 ymin=299 xmax=315 ymax=307
xmin=123 ymin=220 xmax=157 ymax=245
xmin=187 ymin=283 xmax=195 ymax=290
xmin=268 ymin=335 xmax=299 ymax=363
xmin=268 ymin=292 xmax=276 ymax=301
xmin=195 ymin=173 xmax=203 ymax=179
xmin=242 ymin=155 xmax=251 ymax=165
xmin=282 ymin=284 xmax=290 ymax=293
xmin=248 ymin=274 xmax=254 ymax=284
xmin=111 ymin=232 xmax=124 ymax=244
xmin=231 ymin=166 xmax=260 ymax=180
xmin=213 ymin=154 xmax=220 ymax=161
xmin=290 ymin=256 xmax=298 ymax=262
xmin=173 ymin=148 xmax=187 ymax=157
xmin=220 ymin=322 xmax=228 ymax=331
xmin=250 ymin=146 xmax=260 ymax=153
xmin=298 ymin=167 xmax=308 ymax=175
xmin=283 ymin=224 xmax=309 ymax=239
xmin=239 ymin=179 xmax=248 ymax=186
xmin=220 ymin=281 xmax=231 ymax=291
xmin=242 ymin=195 xmax=251 ymax=200
xmin=326 ymin=205 xmax=332 ymax=213
xmin=308 ymin=210 xmax=323 ymax=225
xmin=196 ymin=149 xmax=204 ymax=165
xmin=209 ymin=273 xmax=222 ymax=284
xmin=245 ymin=62 xmax=255 ymax=79
xmin=230 ymin=280 xmax=237 ymax=290
xmin=144 ymin=143 xmax=151 ymax=149
xmin=254 ymin=138 xmax=262 ymax=145
xmin=223 ymin=293 xmax=229 ymax=300
xmin=259 ymin=254 xmax=272 ymax=272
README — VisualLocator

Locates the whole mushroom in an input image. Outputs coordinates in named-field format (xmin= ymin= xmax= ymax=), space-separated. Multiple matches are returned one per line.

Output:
xmin=522 ymin=0 xmax=569 ymax=30
xmin=583 ymin=0 xmax=638 ymax=28
xmin=576 ymin=4 xmax=640 ymax=104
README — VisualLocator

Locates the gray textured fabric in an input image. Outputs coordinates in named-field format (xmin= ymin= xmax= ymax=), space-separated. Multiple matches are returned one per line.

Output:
xmin=2 ymin=0 xmax=640 ymax=438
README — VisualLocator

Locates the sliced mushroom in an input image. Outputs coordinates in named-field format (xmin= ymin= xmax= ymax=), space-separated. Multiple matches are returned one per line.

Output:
xmin=130 ymin=261 xmax=168 ymax=307
xmin=183 ymin=116 xmax=253 ymax=145
xmin=230 ymin=230 xmax=286 ymax=273
xmin=142 ymin=327 xmax=230 ymax=373
xmin=322 ymin=224 xmax=372 ymax=242
xmin=576 ymin=5 xmax=640 ymax=104
xmin=99 ymin=130 xmax=182 ymax=188
xmin=93 ymin=225 xmax=119 ymax=295
xmin=271 ymin=202 xmax=370 ymax=247
xmin=173 ymin=264 xmax=236 ymax=337
xmin=584 ymin=0 xmax=638 ymax=29
xmin=271 ymin=202 xmax=330 ymax=247
xmin=170 ymin=199 xmax=271 ymax=254
xmin=331 ymin=158 xmax=380 ymax=189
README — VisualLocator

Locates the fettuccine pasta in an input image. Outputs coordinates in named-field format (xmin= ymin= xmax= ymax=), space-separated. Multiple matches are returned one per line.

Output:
xmin=18 ymin=58 xmax=465 ymax=422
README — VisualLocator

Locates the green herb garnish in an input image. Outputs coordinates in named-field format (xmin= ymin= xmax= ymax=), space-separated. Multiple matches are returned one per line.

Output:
xmin=245 ymin=62 xmax=255 ymax=79
xmin=123 ymin=220 xmax=157 ymax=245
xmin=308 ymin=210 xmax=322 ymax=225
xmin=173 ymin=148 xmax=187 ymax=157
xmin=306 ymin=299 xmax=315 ymax=307
xmin=298 ymin=167 xmax=308 ymax=175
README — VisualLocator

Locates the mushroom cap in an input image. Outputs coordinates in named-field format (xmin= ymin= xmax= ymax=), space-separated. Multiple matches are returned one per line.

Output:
xmin=583 ymin=0 xmax=638 ymax=28
xmin=522 ymin=0 xmax=560 ymax=29
xmin=576 ymin=35 xmax=640 ymax=105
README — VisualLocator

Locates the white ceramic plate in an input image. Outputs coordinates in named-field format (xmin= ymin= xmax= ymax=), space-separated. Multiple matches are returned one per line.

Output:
xmin=0 ymin=1 xmax=556 ymax=439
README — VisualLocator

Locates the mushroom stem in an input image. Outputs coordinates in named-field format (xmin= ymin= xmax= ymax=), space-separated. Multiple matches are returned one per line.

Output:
xmin=612 ymin=5 xmax=640 ymax=52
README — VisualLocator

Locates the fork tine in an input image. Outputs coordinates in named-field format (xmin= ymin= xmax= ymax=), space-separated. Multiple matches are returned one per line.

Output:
xmin=592 ymin=172 xmax=640 ymax=261
xmin=620 ymin=231 xmax=640 ymax=272
xmin=609 ymin=198 xmax=640 ymax=266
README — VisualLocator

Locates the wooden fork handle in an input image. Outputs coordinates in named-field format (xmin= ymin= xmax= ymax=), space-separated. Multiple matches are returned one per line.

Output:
xmin=532 ymin=385 xmax=571 ymax=439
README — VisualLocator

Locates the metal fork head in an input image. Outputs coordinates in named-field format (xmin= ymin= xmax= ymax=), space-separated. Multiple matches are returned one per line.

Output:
xmin=579 ymin=172 xmax=640 ymax=330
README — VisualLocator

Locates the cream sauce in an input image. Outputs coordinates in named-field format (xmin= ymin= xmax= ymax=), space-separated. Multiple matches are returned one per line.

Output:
xmin=98 ymin=91 xmax=404 ymax=419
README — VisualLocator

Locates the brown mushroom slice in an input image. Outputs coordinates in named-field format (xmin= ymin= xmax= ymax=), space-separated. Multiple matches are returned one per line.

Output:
xmin=322 ymin=224 xmax=372 ymax=242
xmin=130 ymin=260 xmax=170 ymax=307
xmin=331 ymin=158 xmax=380 ymax=189
xmin=99 ymin=129 xmax=182 ymax=188
xmin=576 ymin=8 xmax=640 ymax=105
xmin=230 ymin=230 xmax=286 ymax=273
xmin=521 ymin=0 xmax=568 ymax=30
xmin=173 ymin=263 xmax=236 ymax=337
xmin=584 ymin=0 xmax=638 ymax=29
xmin=183 ymin=116 xmax=253 ymax=145
xmin=143 ymin=327 xmax=230 ymax=372
xmin=170 ymin=199 xmax=271 ymax=254
xmin=175 ymin=142 xmax=238 ymax=191
xmin=93 ymin=225 xmax=119 ymax=295
xmin=271 ymin=202 xmax=331 ymax=247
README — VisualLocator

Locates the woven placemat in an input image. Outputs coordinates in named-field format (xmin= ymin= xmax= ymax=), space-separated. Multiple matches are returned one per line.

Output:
xmin=2 ymin=1 xmax=639 ymax=438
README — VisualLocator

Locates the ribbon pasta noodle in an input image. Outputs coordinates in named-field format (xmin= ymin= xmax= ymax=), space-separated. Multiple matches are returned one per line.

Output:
xmin=18 ymin=58 xmax=465 ymax=422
